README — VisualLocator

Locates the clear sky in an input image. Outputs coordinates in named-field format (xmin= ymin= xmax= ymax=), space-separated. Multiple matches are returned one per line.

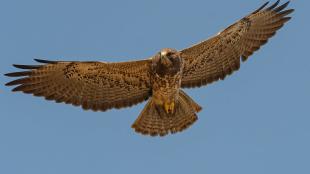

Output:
xmin=0 ymin=0 xmax=309 ymax=174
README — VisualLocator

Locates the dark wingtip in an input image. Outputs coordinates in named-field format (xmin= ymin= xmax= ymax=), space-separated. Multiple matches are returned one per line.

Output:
xmin=254 ymin=0 xmax=292 ymax=13
xmin=34 ymin=59 xmax=58 ymax=64
xmin=4 ymin=73 xmax=12 ymax=77
xmin=13 ymin=64 xmax=41 ymax=69
xmin=12 ymin=85 xmax=24 ymax=92
xmin=266 ymin=0 xmax=280 ymax=10
xmin=284 ymin=16 xmax=292 ymax=22
xmin=4 ymin=71 xmax=32 ymax=77
xmin=253 ymin=1 xmax=270 ymax=14
xmin=274 ymin=1 xmax=290 ymax=12
xmin=280 ymin=9 xmax=294 ymax=16
xmin=5 ymin=79 xmax=22 ymax=86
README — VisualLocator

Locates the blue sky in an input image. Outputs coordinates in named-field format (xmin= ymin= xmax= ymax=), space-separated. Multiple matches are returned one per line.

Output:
xmin=0 ymin=0 xmax=309 ymax=174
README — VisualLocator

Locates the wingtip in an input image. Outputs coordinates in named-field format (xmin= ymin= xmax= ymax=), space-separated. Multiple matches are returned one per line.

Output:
xmin=34 ymin=58 xmax=57 ymax=64
xmin=13 ymin=64 xmax=41 ymax=69
xmin=12 ymin=64 xmax=19 ymax=68
xmin=274 ymin=1 xmax=291 ymax=12
xmin=4 ymin=71 xmax=31 ymax=77
xmin=5 ymin=81 xmax=15 ymax=86
xmin=260 ymin=0 xmax=293 ymax=12
xmin=253 ymin=1 xmax=270 ymax=13
xmin=281 ymin=8 xmax=295 ymax=15
xmin=5 ymin=77 xmax=29 ymax=86
xmin=285 ymin=16 xmax=292 ymax=21
xmin=266 ymin=0 xmax=280 ymax=10
xmin=4 ymin=73 xmax=11 ymax=77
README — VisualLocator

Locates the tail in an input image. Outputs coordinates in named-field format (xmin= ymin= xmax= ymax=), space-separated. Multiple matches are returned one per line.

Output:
xmin=131 ymin=90 xmax=202 ymax=136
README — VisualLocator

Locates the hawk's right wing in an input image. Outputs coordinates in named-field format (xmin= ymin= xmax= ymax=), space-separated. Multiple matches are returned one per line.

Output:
xmin=180 ymin=1 xmax=293 ymax=88
xmin=5 ymin=58 xmax=152 ymax=111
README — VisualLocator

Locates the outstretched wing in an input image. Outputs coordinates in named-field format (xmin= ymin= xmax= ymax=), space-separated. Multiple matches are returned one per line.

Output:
xmin=180 ymin=0 xmax=294 ymax=88
xmin=5 ymin=58 xmax=152 ymax=111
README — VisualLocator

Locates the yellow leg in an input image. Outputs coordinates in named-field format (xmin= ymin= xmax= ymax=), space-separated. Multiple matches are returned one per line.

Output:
xmin=164 ymin=102 xmax=175 ymax=114
xmin=170 ymin=102 xmax=175 ymax=114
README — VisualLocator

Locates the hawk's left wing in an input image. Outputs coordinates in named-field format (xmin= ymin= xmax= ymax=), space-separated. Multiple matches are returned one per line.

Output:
xmin=180 ymin=1 xmax=293 ymax=88
xmin=5 ymin=59 xmax=152 ymax=111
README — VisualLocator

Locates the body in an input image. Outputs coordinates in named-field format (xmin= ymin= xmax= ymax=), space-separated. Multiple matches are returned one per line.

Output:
xmin=131 ymin=48 xmax=202 ymax=136
xmin=150 ymin=48 xmax=183 ymax=114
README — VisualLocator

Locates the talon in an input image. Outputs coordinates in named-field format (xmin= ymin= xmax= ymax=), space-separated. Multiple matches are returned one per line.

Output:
xmin=164 ymin=103 xmax=170 ymax=114
xmin=170 ymin=102 xmax=175 ymax=114
xmin=164 ymin=102 xmax=175 ymax=114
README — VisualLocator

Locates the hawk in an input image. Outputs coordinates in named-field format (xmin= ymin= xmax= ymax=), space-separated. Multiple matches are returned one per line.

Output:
xmin=5 ymin=1 xmax=293 ymax=136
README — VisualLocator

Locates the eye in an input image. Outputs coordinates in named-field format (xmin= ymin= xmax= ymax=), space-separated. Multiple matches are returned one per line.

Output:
xmin=166 ymin=52 xmax=173 ymax=57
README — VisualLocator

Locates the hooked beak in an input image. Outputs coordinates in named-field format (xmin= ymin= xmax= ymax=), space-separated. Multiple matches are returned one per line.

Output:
xmin=160 ymin=50 xmax=168 ymax=57
xmin=160 ymin=52 xmax=172 ymax=66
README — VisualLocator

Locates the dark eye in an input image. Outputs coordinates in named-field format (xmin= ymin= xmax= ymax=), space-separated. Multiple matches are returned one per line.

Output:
xmin=166 ymin=52 xmax=173 ymax=57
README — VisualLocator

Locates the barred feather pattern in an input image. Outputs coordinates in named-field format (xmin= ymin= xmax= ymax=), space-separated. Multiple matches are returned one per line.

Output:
xmin=180 ymin=0 xmax=294 ymax=88
xmin=5 ymin=59 xmax=152 ymax=111
xmin=132 ymin=90 xmax=201 ymax=136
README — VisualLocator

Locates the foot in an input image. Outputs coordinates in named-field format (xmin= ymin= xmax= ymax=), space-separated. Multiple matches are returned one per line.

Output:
xmin=164 ymin=102 xmax=175 ymax=114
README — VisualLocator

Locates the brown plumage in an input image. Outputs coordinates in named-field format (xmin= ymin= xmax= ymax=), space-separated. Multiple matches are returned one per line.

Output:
xmin=5 ymin=1 xmax=293 ymax=136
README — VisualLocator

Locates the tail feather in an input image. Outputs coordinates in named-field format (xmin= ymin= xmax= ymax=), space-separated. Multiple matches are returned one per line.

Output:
xmin=132 ymin=90 xmax=202 ymax=136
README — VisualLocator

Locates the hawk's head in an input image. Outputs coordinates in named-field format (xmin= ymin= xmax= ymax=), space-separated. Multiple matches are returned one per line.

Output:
xmin=152 ymin=48 xmax=182 ymax=76
xmin=158 ymin=48 xmax=180 ymax=67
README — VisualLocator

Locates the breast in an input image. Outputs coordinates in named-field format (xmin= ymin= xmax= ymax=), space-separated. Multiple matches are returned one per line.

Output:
xmin=151 ymin=70 xmax=182 ymax=105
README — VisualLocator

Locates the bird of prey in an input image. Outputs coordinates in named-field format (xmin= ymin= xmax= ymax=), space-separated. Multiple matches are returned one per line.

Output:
xmin=5 ymin=1 xmax=293 ymax=136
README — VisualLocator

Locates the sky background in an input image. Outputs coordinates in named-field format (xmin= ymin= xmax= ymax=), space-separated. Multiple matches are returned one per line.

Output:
xmin=0 ymin=0 xmax=309 ymax=174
